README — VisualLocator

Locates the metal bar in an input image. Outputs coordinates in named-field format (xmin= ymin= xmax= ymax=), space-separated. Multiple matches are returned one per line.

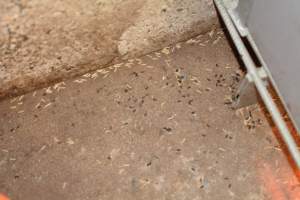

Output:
xmin=214 ymin=0 xmax=300 ymax=168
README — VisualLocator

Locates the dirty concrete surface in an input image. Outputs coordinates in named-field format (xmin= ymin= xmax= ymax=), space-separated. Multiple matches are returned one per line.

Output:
xmin=0 ymin=0 xmax=216 ymax=99
xmin=0 ymin=30 xmax=299 ymax=200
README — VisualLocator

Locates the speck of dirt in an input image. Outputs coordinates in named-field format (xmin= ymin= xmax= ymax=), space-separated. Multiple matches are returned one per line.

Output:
xmin=163 ymin=127 xmax=172 ymax=132
xmin=131 ymin=72 xmax=138 ymax=77
xmin=225 ymin=134 xmax=233 ymax=140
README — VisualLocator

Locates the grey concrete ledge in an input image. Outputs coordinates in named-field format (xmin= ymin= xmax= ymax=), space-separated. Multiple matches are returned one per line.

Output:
xmin=0 ymin=0 xmax=217 ymax=99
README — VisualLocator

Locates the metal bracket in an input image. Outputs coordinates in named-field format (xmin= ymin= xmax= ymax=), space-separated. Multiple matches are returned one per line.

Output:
xmin=232 ymin=68 xmax=268 ymax=109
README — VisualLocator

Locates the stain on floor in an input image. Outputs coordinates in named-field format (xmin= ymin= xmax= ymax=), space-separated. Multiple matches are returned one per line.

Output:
xmin=0 ymin=29 xmax=299 ymax=200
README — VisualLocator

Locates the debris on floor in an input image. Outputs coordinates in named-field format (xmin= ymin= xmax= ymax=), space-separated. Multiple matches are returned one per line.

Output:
xmin=0 ymin=29 xmax=296 ymax=200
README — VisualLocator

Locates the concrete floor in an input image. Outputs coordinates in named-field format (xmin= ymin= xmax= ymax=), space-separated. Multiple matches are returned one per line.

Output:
xmin=0 ymin=30 xmax=299 ymax=200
